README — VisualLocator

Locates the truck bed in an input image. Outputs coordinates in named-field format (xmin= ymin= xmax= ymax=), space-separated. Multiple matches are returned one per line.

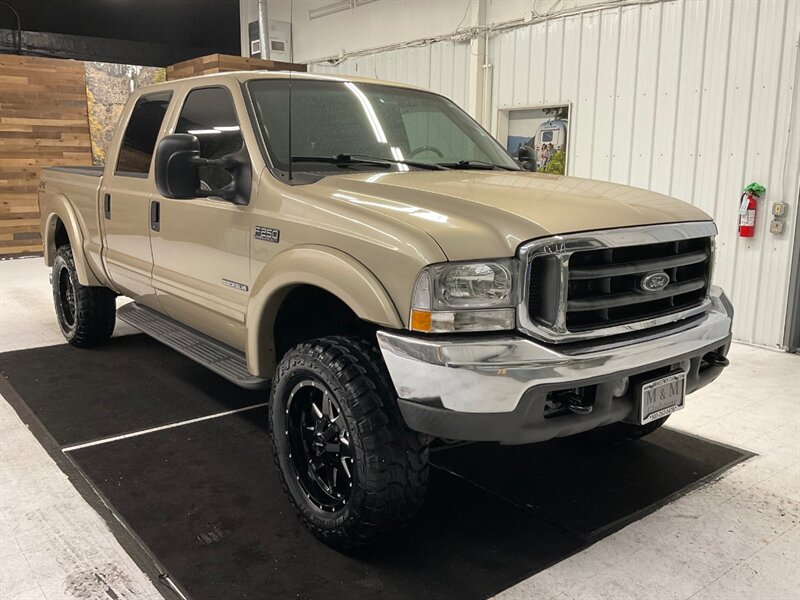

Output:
xmin=39 ymin=165 xmax=106 ymax=285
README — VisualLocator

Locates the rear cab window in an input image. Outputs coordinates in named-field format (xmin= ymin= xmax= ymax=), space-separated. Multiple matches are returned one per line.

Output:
xmin=115 ymin=91 xmax=173 ymax=177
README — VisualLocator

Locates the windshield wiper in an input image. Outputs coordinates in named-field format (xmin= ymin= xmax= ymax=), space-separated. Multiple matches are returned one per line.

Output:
xmin=436 ymin=159 xmax=518 ymax=171
xmin=292 ymin=153 xmax=448 ymax=171
xmin=291 ymin=154 xmax=391 ymax=168
xmin=347 ymin=154 xmax=449 ymax=171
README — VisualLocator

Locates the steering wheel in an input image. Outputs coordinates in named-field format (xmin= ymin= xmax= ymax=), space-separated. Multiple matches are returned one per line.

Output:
xmin=409 ymin=145 xmax=444 ymax=158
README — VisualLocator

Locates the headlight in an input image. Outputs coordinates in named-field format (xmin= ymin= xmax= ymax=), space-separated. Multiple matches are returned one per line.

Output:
xmin=437 ymin=262 xmax=514 ymax=307
xmin=410 ymin=259 xmax=518 ymax=333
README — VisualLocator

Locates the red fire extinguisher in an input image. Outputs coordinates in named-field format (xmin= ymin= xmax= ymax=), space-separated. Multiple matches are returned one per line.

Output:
xmin=739 ymin=182 xmax=765 ymax=238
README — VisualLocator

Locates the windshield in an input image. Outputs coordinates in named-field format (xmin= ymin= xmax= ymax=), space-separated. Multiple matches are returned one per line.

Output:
xmin=246 ymin=79 xmax=519 ymax=179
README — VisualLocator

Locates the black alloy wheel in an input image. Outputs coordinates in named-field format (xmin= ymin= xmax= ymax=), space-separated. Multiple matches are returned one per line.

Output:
xmin=57 ymin=264 xmax=77 ymax=330
xmin=285 ymin=379 xmax=355 ymax=511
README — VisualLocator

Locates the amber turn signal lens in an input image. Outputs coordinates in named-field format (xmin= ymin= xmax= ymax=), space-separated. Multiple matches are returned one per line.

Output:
xmin=410 ymin=309 xmax=432 ymax=332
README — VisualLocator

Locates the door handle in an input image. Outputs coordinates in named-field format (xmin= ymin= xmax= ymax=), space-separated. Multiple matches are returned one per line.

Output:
xmin=150 ymin=200 xmax=160 ymax=232
xmin=103 ymin=194 xmax=111 ymax=220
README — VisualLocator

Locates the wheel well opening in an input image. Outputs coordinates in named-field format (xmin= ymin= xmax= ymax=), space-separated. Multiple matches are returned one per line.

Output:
xmin=273 ymin=285 xmax=377 ymax=360
xmin=54 ymin=218 xmax=69 ymax=249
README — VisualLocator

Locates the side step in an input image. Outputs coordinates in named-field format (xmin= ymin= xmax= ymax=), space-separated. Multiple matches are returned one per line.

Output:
xmin=117 ymin=303 xmax=269 ymax=390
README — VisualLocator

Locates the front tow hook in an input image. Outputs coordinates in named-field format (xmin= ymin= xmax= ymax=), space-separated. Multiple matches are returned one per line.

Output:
xmin=703 ymin=352 xmax=730 ymax=368
xmin=564 ymin=392 xmax=593 ymax=415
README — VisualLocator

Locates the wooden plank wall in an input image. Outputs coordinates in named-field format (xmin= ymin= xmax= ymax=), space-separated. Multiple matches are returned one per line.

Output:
xmin=0 ymin=54 xmax=92 ymax=257
xmin=167 ymin=53 xmax=306 ymax=80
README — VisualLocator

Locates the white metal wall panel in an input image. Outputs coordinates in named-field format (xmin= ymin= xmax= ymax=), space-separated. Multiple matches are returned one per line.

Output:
xmin=308 ymin=40 xmax=471 ymax=110
xmin=610 ymin=6 xmax=639 ymax=186
xmin=489 ymin=0 xmax=800 ymax=347
xmin=492 ymin=25 xmax=518 ymax=122
xmin=714 ymin=0 xmax=759 ymax=338
xmin=545 ymin=19 xmax=566 ymax=104
xmin=668 ymin=0 xmax=707 ymax=211
xmin=593 ymin=9 xmax=621 ymax=180
xmin=512 ymin=27 xmax=530 ymax=106
xmin=560 ymin=15 xmax=582 ymax=112
xmin=630 ymin=3 xmax=661 ymax=191
xmin=525 ymin=22 xmax=544 ymax=106
xmin=745 ymin=0 xmax=798 ymax=346
xmin=572 ymin=12 xmax=600 ymax=177
xmin=648 ymin=0 xmax=683 ymax=195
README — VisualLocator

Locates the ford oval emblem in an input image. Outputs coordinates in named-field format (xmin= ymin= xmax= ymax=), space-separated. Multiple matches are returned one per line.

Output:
xmin=640 ymin=271 xmax=670 ymax=293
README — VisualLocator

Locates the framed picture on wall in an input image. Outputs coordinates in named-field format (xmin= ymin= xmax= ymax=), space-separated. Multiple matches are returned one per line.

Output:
xmin=84 ymin=62 xmax=167 ymax=166
xmin=497 ymin=104 xmax=570 ymax=175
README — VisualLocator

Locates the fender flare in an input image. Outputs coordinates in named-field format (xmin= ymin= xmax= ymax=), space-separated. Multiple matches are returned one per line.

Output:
xmin=246 ymin=245 xmax=403 ymax=377
xmin=42 ymin=198 xmax=102 ymax=286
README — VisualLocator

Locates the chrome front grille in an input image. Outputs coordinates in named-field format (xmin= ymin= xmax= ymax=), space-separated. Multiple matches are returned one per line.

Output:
xmin=517 ymin=222 xmax=717 ymax=343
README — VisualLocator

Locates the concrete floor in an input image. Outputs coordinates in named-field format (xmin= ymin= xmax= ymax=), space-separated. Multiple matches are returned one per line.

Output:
xmin=1 ymin=256 xmax=798 ymax=600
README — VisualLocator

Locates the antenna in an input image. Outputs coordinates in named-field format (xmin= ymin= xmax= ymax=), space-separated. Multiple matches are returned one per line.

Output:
xmin=288 ymin=73 xmax=293 ymax=182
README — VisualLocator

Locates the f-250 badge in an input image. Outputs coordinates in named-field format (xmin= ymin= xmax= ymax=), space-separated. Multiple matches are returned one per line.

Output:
xmin=254 ymin=225 xmax=280 ymax=243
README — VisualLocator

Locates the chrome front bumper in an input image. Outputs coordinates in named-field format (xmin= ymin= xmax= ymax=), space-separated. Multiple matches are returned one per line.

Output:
xmin=377 ymin=286 xmax=733 ymax=444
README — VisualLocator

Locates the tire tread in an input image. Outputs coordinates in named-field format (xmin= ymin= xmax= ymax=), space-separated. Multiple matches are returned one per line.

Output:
xmin=268 ymin=335 xmax=429 ymax=549
xmin=54 ymin=245 xmax=116 ymax=348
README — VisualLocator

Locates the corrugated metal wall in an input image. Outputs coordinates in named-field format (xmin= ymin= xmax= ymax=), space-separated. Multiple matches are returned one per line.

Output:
xmin=309 ymin=40 xmax=472 ymax=110
xmin=310 ymin=0 xmax=800 ymax=348
xmin=490 ymin=0 xmax=800 ymax=347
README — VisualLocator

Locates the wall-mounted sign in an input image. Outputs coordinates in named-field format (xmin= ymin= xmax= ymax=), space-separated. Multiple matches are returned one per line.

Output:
xmin=500 ymin=105 xmax=570 ymax=175
xmin=84 ymin=62 xmax=166 ymax=166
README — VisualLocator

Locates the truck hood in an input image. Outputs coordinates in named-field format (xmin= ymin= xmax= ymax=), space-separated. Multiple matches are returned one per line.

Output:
xmin=314 ymin=170 xmax=712 ymax=261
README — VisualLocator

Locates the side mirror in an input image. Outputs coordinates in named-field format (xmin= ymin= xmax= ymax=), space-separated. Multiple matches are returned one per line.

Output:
xmin=154 ymin=134 xmax=203 ymax=199
xmin=516 ymin=145 xmax=537 ymax=172
xmin=154 ymin=134 xmax=251 ymax=204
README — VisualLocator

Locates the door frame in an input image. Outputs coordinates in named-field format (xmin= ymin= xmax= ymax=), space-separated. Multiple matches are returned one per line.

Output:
xmin=783 ymin=189 xmax=800 ymax=353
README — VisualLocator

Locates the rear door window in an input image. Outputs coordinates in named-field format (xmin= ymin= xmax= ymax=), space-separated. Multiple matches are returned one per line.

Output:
xmin=115 ymin=91 xmax=173 ymax=176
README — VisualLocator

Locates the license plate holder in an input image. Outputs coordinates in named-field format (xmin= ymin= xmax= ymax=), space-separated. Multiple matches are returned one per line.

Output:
xmin=636 ymin=371 xmax=686 ymax=425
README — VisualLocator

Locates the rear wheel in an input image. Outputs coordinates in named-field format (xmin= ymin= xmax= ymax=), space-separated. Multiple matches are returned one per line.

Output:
xmin=269 ymin=336 xmax=429 ymax=549
xmin=52 ymin=245 xmax=116 ymax=347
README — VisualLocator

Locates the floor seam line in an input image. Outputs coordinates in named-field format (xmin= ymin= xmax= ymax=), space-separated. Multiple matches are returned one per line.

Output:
xmin=60 ymin=402 xmax=269 ymax=452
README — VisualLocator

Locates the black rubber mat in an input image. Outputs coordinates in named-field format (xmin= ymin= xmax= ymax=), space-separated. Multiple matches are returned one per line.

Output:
xmin=1 ymin=336 xmax=751 ymax=600
xmin=0 ymin=335 xmax=262 ymax=446
xmin=69 ymin=409 xmax=582 ymax=600
xmin=432 ymin=431 xmax=747 ymax=541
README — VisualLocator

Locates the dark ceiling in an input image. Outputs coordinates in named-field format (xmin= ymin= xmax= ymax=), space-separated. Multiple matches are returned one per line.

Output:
xmin=0 ymin=0 xmax=241 ymax=65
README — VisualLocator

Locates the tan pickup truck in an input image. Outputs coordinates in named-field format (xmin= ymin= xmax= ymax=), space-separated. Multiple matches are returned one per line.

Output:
xmin=39 ymin=71 xmax=733 ymax=548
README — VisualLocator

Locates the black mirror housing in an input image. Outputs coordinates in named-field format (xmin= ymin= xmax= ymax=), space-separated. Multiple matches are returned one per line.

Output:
xmin=516 ymin=145 xmax=537 ymax=172
xmin=154 ymin=134 xmax=203 ymax=199
xmin=154 ymin=133 xmax=251 ymax=204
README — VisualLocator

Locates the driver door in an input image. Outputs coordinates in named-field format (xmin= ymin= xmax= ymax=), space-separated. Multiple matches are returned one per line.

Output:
xmin=149 ymin=85 xmax=253 ymax=351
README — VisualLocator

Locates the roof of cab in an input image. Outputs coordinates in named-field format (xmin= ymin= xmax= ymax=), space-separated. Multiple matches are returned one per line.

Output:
xmin=140 ymin=70 xmax=425 ymax=92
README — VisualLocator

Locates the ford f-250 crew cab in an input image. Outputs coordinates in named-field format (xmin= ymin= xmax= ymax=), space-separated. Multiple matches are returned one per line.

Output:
xmin=39 ymin=72 xmax=733 ymax=548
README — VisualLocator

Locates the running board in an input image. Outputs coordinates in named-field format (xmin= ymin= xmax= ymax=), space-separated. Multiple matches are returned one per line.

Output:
xmin=117 ymin=303 xmax=269 ymax=390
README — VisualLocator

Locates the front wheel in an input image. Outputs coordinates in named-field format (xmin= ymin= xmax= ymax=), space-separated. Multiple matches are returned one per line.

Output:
xmin=52 ymin=245 xmax=116 ymax=347
xmin=269 ymin=336 xmax=430 ymax=549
